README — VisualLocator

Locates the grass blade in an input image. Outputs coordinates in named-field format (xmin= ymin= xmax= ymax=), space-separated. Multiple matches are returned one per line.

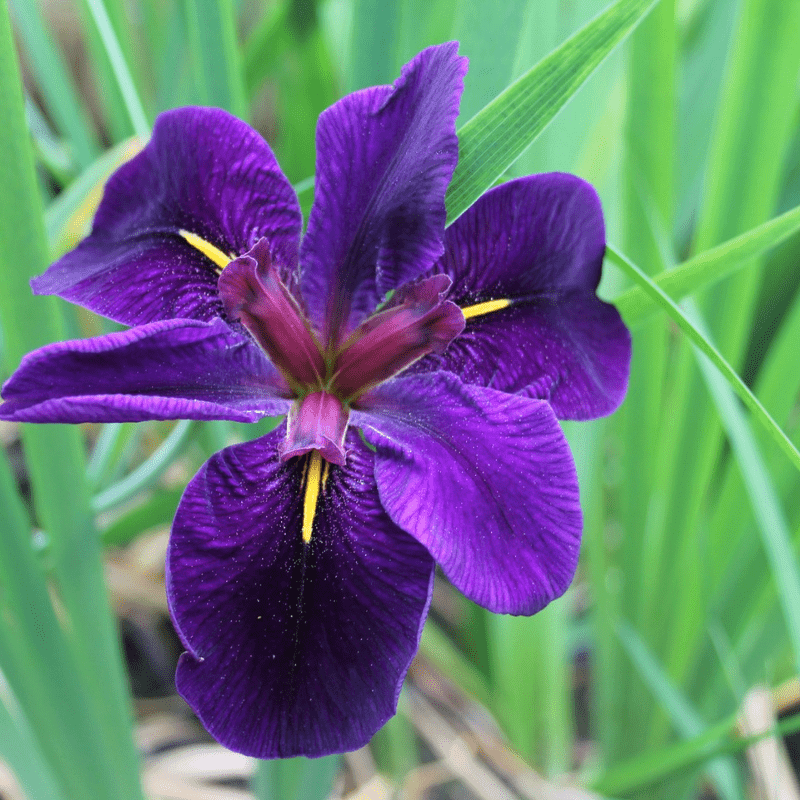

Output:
xmin=347 ymin=0 xmax=401 ymax=90
xmin=254 ymin=756 xmax=340 ymax=800
xmin=596 ymin=708 xmax=800 ymax=796
xmin=10 ymin=0 xmax=99 ymax=169
xmin=614 ymin=0 xmax=676 ymax=763
xmin=691 ymin=0 xmax=800 ymax=362
xmin=81 ymin=0 xmax=150 ymax=139
xmin=0 ymin=677 xmax=67 ymax=800
xmin=92 ymin=420 xmax=195 ymax=513
xmin=452 ymin=0 xmax=530 ymax=121
xmin=615 ymin=620 xmax=744 ymax=800
xmin=605 ymin=244 xmax=800 ymax=474
xmin=242 ymin=1 xmax=289 ymax=96
xmin=615 ymin=203 xmax=800 ymax=326
xmin=0 ymin=6 xmax=144 ymax=796
xmin=445 ymin=0 xmax=658 ymax=225
xmin=185 ymin=0 xmax=248 ymax=118
xmin=688 ymin=301 xmax=800 ymax=672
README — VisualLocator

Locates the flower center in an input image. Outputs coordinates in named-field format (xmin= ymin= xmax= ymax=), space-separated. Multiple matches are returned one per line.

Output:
xmin=330 ymin=274 xmax=464 ymax=400
xmin=218 ymin=240 xmax=464 ymax=465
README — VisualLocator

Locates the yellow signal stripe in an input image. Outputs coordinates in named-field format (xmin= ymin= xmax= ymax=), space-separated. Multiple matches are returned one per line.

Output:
xmin=179 ymin=230 xmax=232 ymax=271
xmin=301 ymin=451 xmax=324 ymax=544
xmin=460 ymin=298 xmax=511 ymax=320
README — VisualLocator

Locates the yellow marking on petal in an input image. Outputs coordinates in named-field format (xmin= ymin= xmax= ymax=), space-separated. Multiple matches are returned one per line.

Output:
xmin=301 ymin=451 xmax=323 ymax=544
xmin=460 ymin=298 xmax=512 ymax=320
xmin=179 ymin=229 xmax=231 ymax=271
xmin=321 ymin=460 xmax=331 ymax=491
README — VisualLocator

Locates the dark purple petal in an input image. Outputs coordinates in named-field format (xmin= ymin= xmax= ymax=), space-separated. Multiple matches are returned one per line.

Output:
xmin=167 ymin=430 xmax=434 ymax=758
xmin=33 ymin=108 xmax=302 ymax=326
xmin=300 ymin=43 xmax=466 ymax=342
xmin=354 ymin=372 xmax=582 ymax=615
xmin=0 ymin=318 xmax=290 ymax=423
xmin=415 ymin=174 xmax=631 ymax=419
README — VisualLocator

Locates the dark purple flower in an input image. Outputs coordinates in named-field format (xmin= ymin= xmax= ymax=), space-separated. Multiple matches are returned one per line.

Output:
xmin=0 ymin=43 xmax=631 ymax=758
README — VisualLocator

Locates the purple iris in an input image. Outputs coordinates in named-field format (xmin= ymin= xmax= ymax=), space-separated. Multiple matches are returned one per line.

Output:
xmin=0 ymin=43 xmax=630 ymax=758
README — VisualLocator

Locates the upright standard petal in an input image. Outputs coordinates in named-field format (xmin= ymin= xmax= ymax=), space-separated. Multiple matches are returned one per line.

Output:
xmin=416 ymin=175 xmax=631 ymax=420
xmin=168 ymin=430 xmax=434 ymax=758
xmin=300 ymin=43 xmax=466 ymax=341
xmin=33 ymin=108 xmax=302 ymax=326
xmin=0 ymin=319 xmax=290 ymax=423
xmin=355 ymin=372 xmax=582 ymax=615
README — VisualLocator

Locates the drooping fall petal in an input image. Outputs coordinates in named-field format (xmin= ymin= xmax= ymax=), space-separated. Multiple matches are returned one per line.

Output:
xmin=355 ymin=371 xmax=582 ymax=615
xmin=168 ymin=430 xmax=434 ymax=758
xmin=415 ymin=174 xmax=631 ymax=420
xmin=0 ymin=318 xmax=290 ymax=423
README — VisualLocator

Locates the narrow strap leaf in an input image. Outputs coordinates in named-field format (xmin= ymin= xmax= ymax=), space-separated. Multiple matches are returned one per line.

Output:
xmin=606 ymin=244 xmax=800 ymax=475
xmin=82 ymin=0 xmax=150 ymax=139
xmin=445 ymin=0 xmax=659 ymax=225
xmin=10 ymin=0 xmax=99 ymax=169
xmin=615 ymin=203 xmax=800 ymax=326
xmin=614 ymin=620 xmax=744 ymax=800
xmin=184 ymin=0 xmax=248 ymax=119
xmin=92 ymin=420 xmax=196 ymax=513
xmin=690 ymin=300 xmax=800 ymax=673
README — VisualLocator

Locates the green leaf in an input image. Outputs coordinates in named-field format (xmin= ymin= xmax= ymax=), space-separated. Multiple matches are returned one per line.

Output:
xmin=92 ymin=420 xmax=195 ymax=513
xmin=615 ymin=620 xmax=744 ymax=800
xmin=184 ymin=0 xmax=248 ymax=119
xmin=692 ymin=0 xmax=800 ymax=362
xmin=452 ymin=0 xmax=530 ymax=121
xmin=614 ymin=203 xmax=800 ymax=327
xmin=10 ymin=0 xmax=99 ymax=169
xmin=0 ymin=6 xmax=144 ymax=797
xmin=0 ymin=685 xmax=67 ymax=800
xmin=487 ymin=599 xmax=572 ymax=773
xmin=445 ymin=0 xmax=658 ymax=225
xmin=614 ymin=0 xmax=676 ymax=762
xmin=595 ymin=707 xmax=800 ymax=795
xmin=605 ymin=244 xmax=800 ymax=475
xmin=347 ymin=0 xmax=401 ymax=90
xmin=242 ymin=1 xmax=290 ymax=95
xmin=81 ymin=0 xmax=150 ymax=139
xmin=253 ymin=756 xmax=340 ymax=800
xmin=688 ymin=301 xmax=800 ymax=673
xmin=0 ymin=450 xmax=117 ymax=800
xmin=418 ymin=619 xmax=491 ymax=707
xmin=101 ymin=487 xmax=184 ymax=547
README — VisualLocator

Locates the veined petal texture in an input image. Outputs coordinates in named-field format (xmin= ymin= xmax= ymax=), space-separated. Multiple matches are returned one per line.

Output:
xmin=418 ymin=174 xmax=631 ymax=419
xmin=300 ymin=43 xmax=466 ymax=342
xmin=33 ymin=108 xmax=302 ymax=326
xmin=0 ymin=318 xmax=290 ymax=423
xmin=356 ymin=372 xmax=582 ymax=615
xmin=168 ymin=430 xmax=435 ymax=758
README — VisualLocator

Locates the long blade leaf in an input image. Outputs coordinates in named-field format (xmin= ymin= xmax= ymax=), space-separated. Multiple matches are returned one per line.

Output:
xmin=445 ymin=0 xmax=658 ymax=225
xmin=615 ymin=203 xmax=800 ymax=326
xmin=605 ymin=244 xmax=800 ymax=474
xmin=615 ymin=620 xmax=743 ymax=800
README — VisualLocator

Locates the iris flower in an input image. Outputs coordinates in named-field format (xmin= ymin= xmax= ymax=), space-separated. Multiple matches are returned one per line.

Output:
xmin=0 ymin=43 xmax=630 ymax=758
